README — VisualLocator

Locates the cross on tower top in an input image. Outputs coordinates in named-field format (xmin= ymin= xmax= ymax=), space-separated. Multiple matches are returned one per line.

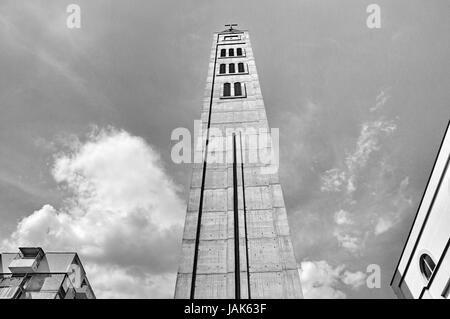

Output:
xmin=225 ymin=23 xmax=238 ymax=31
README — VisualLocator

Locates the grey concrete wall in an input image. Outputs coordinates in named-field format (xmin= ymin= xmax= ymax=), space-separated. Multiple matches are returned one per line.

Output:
xmin=175 ymin=30 xmax=303 ymax=299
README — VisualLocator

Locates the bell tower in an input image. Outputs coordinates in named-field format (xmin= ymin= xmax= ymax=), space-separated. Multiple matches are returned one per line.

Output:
xmin=174 ymin=26 xmax=303 ymax=299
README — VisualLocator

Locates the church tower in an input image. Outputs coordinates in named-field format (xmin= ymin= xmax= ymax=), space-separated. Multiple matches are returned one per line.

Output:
xmin=174 ymin=26 xmax=303 ymax=299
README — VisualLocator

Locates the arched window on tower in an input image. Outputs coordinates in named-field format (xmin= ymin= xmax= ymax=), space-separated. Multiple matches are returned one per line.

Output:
xmin=238 ymin=63 xmax=245 ymax=73
xmin=229 ymin=63 xmax=235 ymax=73
xmin=234 ymin=82 xmax=242 ymax=96
xmin=419 ymin=253 xmax=436 ymax=282
xmin=220 ymin=49 xmax=226 ymax=57
xmin=223 ymin=83 xmax=231 ymax=97
xmin=229 ymin=48 xmax=234 ymax=57
xmin=219 ymin=64 xmax=226 ymax=74
xmin=237 ymin=48 xmax=243 ymax=56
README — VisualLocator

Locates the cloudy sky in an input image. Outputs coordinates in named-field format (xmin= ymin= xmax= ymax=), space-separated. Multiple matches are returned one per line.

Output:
xmin=0 ymin=0 xmax=449 ymax=298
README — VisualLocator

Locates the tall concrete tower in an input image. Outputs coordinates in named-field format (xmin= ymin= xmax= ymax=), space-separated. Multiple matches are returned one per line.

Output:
xmin=174 ymin=26 xmax=303 ymax=299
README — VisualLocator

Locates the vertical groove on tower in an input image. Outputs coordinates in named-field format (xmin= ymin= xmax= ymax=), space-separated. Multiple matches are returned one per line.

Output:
xmin=232 ymin=133 xmax=241 ymax=299
xmin=240 ymin=132 xmax=252 ymax=299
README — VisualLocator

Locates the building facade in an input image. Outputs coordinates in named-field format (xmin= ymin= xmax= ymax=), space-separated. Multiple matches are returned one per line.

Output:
xmin=0 ymin=247 xmax=95 ymax=299
xmin=391 ymin=121 xmax=450 ymax=299
xmin=174 ymin=26 xmax=303 ymax=299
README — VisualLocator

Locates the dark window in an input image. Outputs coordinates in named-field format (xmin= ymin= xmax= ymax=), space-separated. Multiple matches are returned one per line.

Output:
xmin=237 ymin=48 xmax=243 ymax=56
xmin=419 ymin=254 xmax=436 ymax=281
xmin=229 ymin=63 xmax=235 ymax=73
xmin=234 ymin=82 xmax=242 ymax=96
xmin=223 ymin=83 xmax=231 ymax=97
xmin=229 ymin=48 xmax=234 ymax=57
xmin=238 ymin=63 xmax=245 ymax=73
xmin=219 ymin=64 xmax=226 ymax=74
xmin=224 ymin=35 xmax=239 ymax=41
xmin=220 ymin=49 xmax=226 ymax=57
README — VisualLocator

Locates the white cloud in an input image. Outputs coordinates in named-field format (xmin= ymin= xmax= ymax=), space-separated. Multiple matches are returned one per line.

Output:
xmin=299 ymin=260 xmax=366 ymax=299
xmin=370 ymin=87 xmax=391 ymax=112
xmin=348 ymin=120 xmax=396 ymax=163
xmin=318 ymin=98 xmax=403 ymax=254
xmin=84 ymin=263 xmax=176 ymax=299
xmin=374 ymin=217 xmax=394 ymax=235
xmin=373 ymin=176 xmax=412 ymax=236
xmin=321 ymin=118 xmax=397 ymax=194
xmin=321 ymin=168 xmax=347 ymax=192
xmin=334 ymin=231 xmax=361 ymax=253
xmin=341 ymin=270 xmax=366 ymax=289
xmin=300 ymin=260 xmax=345 ymax=299
xmin=334 ymin=209 xmax=354 ymax=225
xmin=2 ymin=128 xmax=185 ymax=298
